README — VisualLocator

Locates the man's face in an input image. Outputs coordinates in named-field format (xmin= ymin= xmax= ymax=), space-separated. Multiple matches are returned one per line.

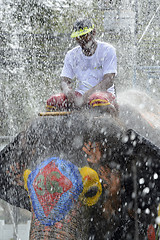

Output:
xmin=76 ymin=32 xmax=93 ymax=50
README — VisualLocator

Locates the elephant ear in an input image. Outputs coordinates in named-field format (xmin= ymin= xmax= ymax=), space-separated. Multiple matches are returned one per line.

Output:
xmin=0 ymin=131 xmax=31 ymax=211
xmin=117 ymin=128 xmax=160 ymax=161
xmin=116 ymin=129 xmax=160 ymax=233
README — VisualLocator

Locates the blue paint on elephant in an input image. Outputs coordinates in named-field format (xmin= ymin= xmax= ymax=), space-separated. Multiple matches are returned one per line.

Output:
xmin=27 ymin=157 xmax=83 ymax=226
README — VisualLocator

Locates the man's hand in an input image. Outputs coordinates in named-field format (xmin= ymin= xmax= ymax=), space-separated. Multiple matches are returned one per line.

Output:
xmin=82 ymin=141 xmax=101 ymax=163
xmin=61 ymin=77 xmax=84 ymax=108
xmin=82 ymin=73 xmax=115 ymax=104
xmin=82 ymin=141 xmax=121 ymax=219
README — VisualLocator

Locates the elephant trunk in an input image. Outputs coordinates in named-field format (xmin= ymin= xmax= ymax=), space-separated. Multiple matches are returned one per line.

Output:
xmin=29 ymin=202 xmax=88 ymax=240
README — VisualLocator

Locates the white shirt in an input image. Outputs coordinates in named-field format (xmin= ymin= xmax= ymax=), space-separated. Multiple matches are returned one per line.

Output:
xmin=61 ymin=41 xmax=117 ymax=95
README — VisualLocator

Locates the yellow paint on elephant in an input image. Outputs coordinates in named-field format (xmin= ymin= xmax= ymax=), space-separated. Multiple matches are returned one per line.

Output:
xmin=23 ymin=166 xmax=102 ymax=207
xmin=79 ymin=166 xmax=102 ymax=206
xmin=23 ymin=169 xmax=31 ymax=192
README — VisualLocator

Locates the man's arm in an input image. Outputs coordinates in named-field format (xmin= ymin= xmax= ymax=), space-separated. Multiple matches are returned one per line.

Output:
xmin=82 ymin=73 xmax=115 ymax=104
xmin=61 ymin=77 xmax=75 ymax=103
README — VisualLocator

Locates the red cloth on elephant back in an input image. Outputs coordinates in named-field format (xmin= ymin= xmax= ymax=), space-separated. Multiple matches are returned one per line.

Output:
xmin=46 ymin=91 xmax=118 ymax=112
xmin=89 ymin=91 xmax=117 ymax=108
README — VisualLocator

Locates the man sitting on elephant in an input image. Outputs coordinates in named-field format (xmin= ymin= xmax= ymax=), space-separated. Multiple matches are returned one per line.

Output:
xmin=46 ymin=18 xmax=119 ymax=115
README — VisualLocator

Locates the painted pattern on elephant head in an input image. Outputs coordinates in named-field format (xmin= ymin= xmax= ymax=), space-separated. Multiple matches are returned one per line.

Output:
xmin=24 ymin=156 xmax=102 ymax=240
xmin=25 ymin=157 xmax=83 ymax=225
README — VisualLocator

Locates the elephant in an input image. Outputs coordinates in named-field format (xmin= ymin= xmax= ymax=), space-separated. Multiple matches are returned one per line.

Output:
xmin=0 ymin=89 xmax=160 ymax=239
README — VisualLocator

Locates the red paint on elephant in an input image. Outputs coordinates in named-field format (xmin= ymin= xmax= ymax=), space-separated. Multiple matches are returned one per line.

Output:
xmin=33 ymin=161 xmax=73 ymax=217
xmin=55 ymin=222 xmax=63 ymax=229
xmin=84 ymin=175 xmax=92 ymax=181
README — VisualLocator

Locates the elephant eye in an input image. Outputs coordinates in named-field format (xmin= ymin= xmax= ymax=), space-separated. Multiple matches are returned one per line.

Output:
xmin=84 ymin=186 xmax=98 ymax=198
